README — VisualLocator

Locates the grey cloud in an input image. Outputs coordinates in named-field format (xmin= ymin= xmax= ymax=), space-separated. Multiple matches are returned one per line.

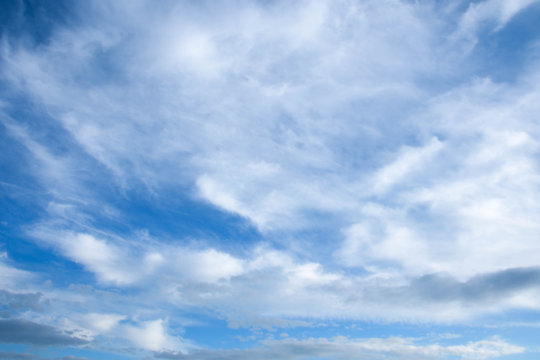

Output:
xmin=0 ymin=319 xmax=88 ymax=346
xmin=465 ymin=267 xmax=540 ymax=299
xmin=366 ymin=267 xmax=540 ymax=305
xmin=0 ymin=289 xmax=44 ymax=313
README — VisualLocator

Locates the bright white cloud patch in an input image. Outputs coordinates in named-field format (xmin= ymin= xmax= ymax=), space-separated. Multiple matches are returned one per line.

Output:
xmin=83 ymin=313 xmax=125 ymax=333
xmin=371 ymin=136 xmax=443 ymax=195
xmin=30 ymin=230 xmax=137 ymax=285
xmin=124 ymin=319 xmax=185 ymax=353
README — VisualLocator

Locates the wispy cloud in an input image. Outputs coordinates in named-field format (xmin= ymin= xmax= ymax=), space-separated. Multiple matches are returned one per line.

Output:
xmin=0 ymin=252 xmax=33 ymax=289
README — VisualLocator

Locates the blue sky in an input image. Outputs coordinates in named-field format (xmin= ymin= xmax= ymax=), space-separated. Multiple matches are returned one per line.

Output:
xmin=1 ymin=0 xmax=540 ymax=359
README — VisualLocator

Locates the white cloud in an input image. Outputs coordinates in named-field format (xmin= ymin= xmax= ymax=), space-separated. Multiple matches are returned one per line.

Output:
xmin=29 ymin=230 xmax=138 ymax=286
xmin=371 ymin=137 xmax=443 ymax=195
xmin=331 ymin=72 xmax=540 ymax=279
xmin=0 ymin=252 xmax=33 ymax=289
xmin=83 ymin=313 xmax=126 ymax=333
xmin=0 ymin=119 xmax=86 ymax=202
xmin=124 ymin=319 xmax=184 ymax=352
xmin=29 ymin=226 xmax=247 ymax=286
xmin=171 ymin=248 xmax=245 ymax=283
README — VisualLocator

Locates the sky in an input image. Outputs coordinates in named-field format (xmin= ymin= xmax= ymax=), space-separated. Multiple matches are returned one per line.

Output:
xmin=1 ymin=0 xmax=540 ymax=359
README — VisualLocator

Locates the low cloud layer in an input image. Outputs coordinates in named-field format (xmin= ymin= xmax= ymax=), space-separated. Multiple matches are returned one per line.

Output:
xmin=156 ymin=336 xmax=523 ymax=360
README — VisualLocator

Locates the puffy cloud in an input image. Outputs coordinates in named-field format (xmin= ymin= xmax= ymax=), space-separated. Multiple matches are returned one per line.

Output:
xmin=29 ymin=226 xmax=246 ymax=287
xmin=81 ymin=313 xmax=125 ymax=333
xmin=171 ymin=248 xmax=244 ymax=283
xmin=123 ymin=319 xmax=185 ymax=353
xmin=28 ymin=230 xmax=138 ymax=286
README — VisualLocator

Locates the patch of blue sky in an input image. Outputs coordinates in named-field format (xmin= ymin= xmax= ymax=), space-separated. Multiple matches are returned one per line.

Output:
xmin=0 ymin=0 xmax=71 ymax=46
xmin=471 ymin=2 xmax=540 ymax=82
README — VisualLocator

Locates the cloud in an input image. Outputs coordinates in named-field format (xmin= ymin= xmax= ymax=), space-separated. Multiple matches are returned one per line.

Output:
xmin=29 ymin=226 xmax=246 ymax=286
xmin=171 ymin=248 xmax=244 ymax=283
xmin=371 ymin=137 xmax=443 ymax=195
xmin=419 ymin=267 xmax=540 ymax=302
xmin=0 ymin=318 xmax=87 ymax=346
xmin=459 ymin=0 xmax=539 ymax=33
xmin=0 ymin=117 xmax=89 ymax=204
xmin=0 ymin=289 xmax=43 ymax=316
xmin=155 ymin=336 xmax=523 ymax=360
xmin=451 ymin=0 xmax=540 ymax=53
xmin=79 ymin=313 xmax=125 ymax=334
xmin=334 ymin=73 xmax=540 ymax=279
xmin=0 ymin=252 xmax=33 ymax=288
xmin=123 ymin=319 xmax=186 ymax=353
xmin=361 ymin=267 xmax=540 ymax=309
xmin=28 ymin=230 xmax=137 ymax=286
xmin=24 ymin=223 xmax=540 ymax=324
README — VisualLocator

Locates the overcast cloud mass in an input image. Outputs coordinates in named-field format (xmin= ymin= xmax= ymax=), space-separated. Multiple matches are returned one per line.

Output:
xmin=1 ymin=0 xmax=540 ymax=359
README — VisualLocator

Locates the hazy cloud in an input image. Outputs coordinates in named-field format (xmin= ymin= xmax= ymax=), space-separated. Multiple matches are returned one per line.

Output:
xmin=0 ymin=289 xmax=43 ymax=314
